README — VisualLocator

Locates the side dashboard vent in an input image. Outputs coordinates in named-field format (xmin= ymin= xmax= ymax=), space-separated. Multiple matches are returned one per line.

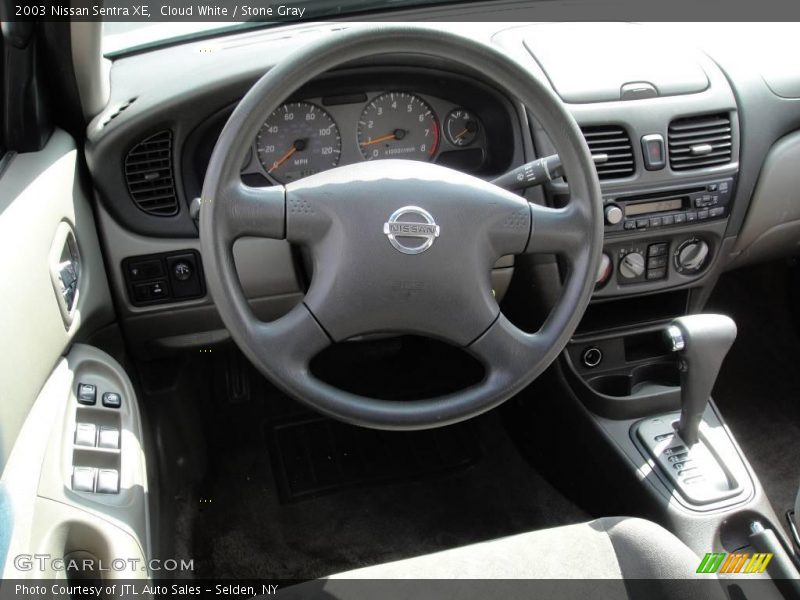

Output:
xmin=668 ymin=113 xmax=732 ymax=171
xmin=580 ymin=125 xmax=635 ymax=179
xmin=124 ymin=131 xmax=179 ymax=216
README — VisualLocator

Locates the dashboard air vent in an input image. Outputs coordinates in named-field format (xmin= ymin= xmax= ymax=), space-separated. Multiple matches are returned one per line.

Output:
xmin=668 ymin=113 xmax=732 ymax=171
xmin=124 ymin=131 xmax=179 ymax=216
xmin=580 ymin=125 xmax=635 ymax=179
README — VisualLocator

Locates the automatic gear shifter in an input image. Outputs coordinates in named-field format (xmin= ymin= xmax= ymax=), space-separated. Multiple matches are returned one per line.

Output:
xmin=665 ymin=314 xmax=737 ymax=446
xmin=637 ymin=314 xmax=745 ymax=506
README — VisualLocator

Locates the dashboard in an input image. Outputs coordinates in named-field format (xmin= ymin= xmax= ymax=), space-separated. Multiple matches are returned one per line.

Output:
xmin=83 ymin=21 xmax=800 ymax=354
xmin=181 ymin=68 xmax=521 ymax=203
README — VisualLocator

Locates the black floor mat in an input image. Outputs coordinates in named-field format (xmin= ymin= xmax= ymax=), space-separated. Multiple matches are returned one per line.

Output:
xmin=184 ymin=410 xmax=589 ymax=580
xmin=707 ymin=263 xmax=800 ymax=528
xmin=269 ymin=417 xmax=481 ymax=502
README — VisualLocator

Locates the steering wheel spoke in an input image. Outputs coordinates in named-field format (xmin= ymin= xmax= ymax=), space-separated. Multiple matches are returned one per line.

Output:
xmin=525 ymin=202 xmax=589 ymax=261
xmin=469 ymin=315 xmax=549 ymax=383
xmin=252 ymin=303 xmax=331 ymax=377
xmin=217 ymin=181 xmax=286 ymax=242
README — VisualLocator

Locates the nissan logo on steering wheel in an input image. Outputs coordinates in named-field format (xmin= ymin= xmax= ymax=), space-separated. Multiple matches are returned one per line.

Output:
xmin=383 ymin=206 xmax=441 ymax=255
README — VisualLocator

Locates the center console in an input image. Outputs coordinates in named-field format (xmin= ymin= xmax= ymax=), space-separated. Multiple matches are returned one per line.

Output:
xmin=492 ymin=23 xmax=800 ymax=591
xmin=594 ymin=177 xmax=734 ymax=293
xmin=495 ymin=23 xmax=744 ymax=301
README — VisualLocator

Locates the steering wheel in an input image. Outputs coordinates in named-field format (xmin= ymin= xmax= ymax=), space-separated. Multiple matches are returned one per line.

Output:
xmin=200 ymin=25 xmax=603 ymax=430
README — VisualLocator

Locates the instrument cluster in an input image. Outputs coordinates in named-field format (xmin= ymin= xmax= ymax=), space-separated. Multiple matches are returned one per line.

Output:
xmin=245 ymin=91 xmax=488 ymax=184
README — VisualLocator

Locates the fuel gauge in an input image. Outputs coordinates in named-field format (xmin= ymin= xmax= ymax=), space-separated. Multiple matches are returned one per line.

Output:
xmin=444 ymin=109 xmax=479 ymax=147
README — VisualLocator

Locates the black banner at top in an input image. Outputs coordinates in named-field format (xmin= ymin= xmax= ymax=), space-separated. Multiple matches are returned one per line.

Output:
xmin=5 ymin=0 xmax=800 ymax=22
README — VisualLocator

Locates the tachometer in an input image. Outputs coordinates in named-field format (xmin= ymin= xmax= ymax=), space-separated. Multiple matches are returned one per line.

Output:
xmin=256 ymin=102 xmax=341 ymax=183
xmin=357 ymin=92 xmax=439 ymax=162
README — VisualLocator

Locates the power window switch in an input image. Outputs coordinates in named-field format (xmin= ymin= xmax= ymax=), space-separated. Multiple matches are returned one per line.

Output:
xmin=74 ymin=423 xmax=97 ymax=447
xmin=98 ymin=426 xmax=120 ymax=449
xmin=102 ymin=392 xmax=122 ymax=409
xmin=96 ymin=469 xmax=120 ymax=494
xmin=72 ymin=467 xmax=96 ymax=492
xmin=77 ymin=383 xmax=97 ymax=405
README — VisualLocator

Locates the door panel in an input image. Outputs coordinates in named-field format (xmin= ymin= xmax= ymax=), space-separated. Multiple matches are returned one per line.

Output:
xmin=0 ymin=129 xmax=140 ymax=577
xmin=0 ymin=129 xmax=114 ymax=471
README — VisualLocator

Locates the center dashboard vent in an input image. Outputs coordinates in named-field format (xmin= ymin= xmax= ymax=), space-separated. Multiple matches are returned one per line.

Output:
xmin=580 ymin=125 xmax=635 ymax=180
xmin=124 ymin=130 xmax=179 ymax=216
xmin=668 ymin=113 xmax=732 ymax=171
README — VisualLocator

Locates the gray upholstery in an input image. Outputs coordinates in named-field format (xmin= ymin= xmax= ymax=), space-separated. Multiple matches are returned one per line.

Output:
xmin=331 ymin=517 xmax=624 ymax=579
xmin=280 ymin=517 xmax=727 ymax=600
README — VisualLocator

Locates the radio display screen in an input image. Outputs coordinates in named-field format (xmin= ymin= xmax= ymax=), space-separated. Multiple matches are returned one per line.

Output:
xmin=625 ymin=198 xmax=683 ymax=217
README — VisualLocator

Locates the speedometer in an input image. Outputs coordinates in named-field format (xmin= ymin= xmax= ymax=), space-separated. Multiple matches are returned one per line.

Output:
xmin=357 ymin=92 xmax=439 ymax=162
xmin=256 ymin=102 xmax=341 ymax=183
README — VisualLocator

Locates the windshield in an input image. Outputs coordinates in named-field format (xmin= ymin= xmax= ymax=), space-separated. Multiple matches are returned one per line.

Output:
xmin=102 ymin=0 xmax=465 ymax=56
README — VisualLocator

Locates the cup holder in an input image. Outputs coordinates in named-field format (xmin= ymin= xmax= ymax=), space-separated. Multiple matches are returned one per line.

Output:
xmin=588 ymin=362 xmax=680 ymax=398
xmin=589 ymin=374 xmax=631 ymax=397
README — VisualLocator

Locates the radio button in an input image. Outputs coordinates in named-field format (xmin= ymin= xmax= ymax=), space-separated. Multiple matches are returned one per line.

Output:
xmin=649 ymin=217 xmax=662 ymax=228
xmin=686 ymin=211 xmax=698 ymax=222
xmin=674 ymin=213 xmax=687 ymax=224
xmin=662 ymin=215 xmax=675 ymax=226
xmin=695 ymin=195 xmax=714 ymax=208
xmin=707 ymin=183 xmax=718 ymax=192
xmin=624 ymin=220 xmax=637 ymax=230
xmin=636 ymin=219 xmax=649 ymax=229
xmin=709 ymin=207 xmax=725 ymax=218
xmin=698 ymin=209 xmax=710 ymax=220
xmin=604 ymin=205 xmax=624 ymax=225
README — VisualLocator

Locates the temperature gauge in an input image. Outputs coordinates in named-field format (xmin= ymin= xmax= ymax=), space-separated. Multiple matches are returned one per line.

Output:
xmin=444 ymin=109 xmax=479 ymax=147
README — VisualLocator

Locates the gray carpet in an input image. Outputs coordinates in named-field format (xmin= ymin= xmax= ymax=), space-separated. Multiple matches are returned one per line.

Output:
xmin=178 ymin=411 xmax=589 ymax=580
xmin=707 ymin=263 xmax=800 ymax=525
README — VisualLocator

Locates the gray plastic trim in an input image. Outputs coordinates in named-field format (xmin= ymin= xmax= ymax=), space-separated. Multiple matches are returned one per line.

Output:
xmin=729 ymin=130 xmax=800 ymax=268
xmin=70 ymin=22 xmax=110 ymax=120
xmin=521 ymin=23 xmax=709 ymax=104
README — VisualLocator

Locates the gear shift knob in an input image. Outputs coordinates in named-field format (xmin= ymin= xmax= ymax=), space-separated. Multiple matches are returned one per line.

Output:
xmin=665 ymin=314 xmax=737 ymax=446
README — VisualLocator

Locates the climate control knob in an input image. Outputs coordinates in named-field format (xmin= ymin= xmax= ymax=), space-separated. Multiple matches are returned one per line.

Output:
xmin=604 ymin=204 xmax=624 ymax=225
xmin=675 ymin=239 xmax=710 ymax=274
xmin=596 ymin=253 xmax=613 ymax=287
xmin=619 ymin=252 xmax=645 ymax=279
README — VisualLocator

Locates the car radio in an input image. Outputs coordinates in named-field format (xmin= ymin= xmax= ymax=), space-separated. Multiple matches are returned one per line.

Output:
xmin=602 ymin=177 xmax=735 ymax=234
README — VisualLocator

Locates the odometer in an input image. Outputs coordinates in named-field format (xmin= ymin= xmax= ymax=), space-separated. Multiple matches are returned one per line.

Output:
xmin=357 ymin=92 xmax=439 ymax=162
xmin=256 ymin=102 xmax=341 ymax=183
